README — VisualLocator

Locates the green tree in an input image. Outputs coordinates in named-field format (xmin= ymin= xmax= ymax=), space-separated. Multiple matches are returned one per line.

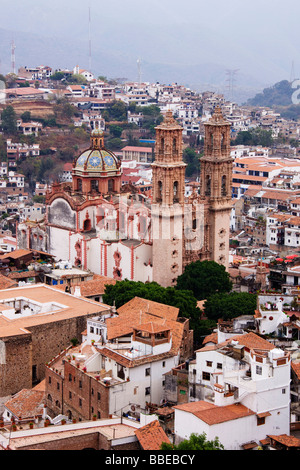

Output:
xmin=161 ymin=432 xmax=224 ymax=450
xmin=50 ymin=71 xmax=66 ymax=81
xmin=109 ymin=124 xmax=123 ymax=138
xmin=21 ymin=111 xmax=31 ymax=122
xmin=204 ymin=292 xmax=257 ymax=322
xmin=175 ymin=260 xmax=232 ymax=300
xmin=183 ymin=147 xmax=200 ymax=177
xmin=1 ymin=105 xmax=17 ymax=134
xmin=233 ymin=128 xmax=273 ymax=147
xmin=106 ymin=137 xmax=123 ymax=150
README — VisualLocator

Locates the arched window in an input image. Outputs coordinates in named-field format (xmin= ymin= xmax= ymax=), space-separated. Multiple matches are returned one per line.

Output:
xmin=108 ymin=179 xmax=114 ymax=193
xmin=221 ymin=133 xmax=226 ymax=150
xmin=173 ymin=181 xmax=179 ymax=202
xmin=157 ymin=181 xmax=163 ymax=202
xmin=139 ymin=215 xmax=147 ymax=238
xmin=205 ymin=175 xmax=211 ymax=196
xmin=91 ymin=180 xmax=99 ymax=192
xmin=173 ymin=138 xmax=177 ymax=154
xmin=221 ymin=175 xmax=227 ymax=196
xmin=160 ymin=137 xmax=164 ymax=153
xmin=83 ymin=218 xmax=91 ymax=232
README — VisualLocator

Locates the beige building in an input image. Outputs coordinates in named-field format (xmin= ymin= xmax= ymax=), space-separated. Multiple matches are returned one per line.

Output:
xmin=0 ymin=284 xmax=112 ymax=397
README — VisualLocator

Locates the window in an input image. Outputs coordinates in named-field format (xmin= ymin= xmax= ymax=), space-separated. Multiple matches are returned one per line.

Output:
xmin=145 ymin=368 xmax=151 ymax=377
xmin=48 ymin=376 xmax=51 ymax=384
xmin=282 ymin=388 xmax=286 ymax=394
xmin=145 ymin=387 xmax=150 ymax=395
xmin=69 ymin=374 xmax=72 ymax=382
xmin=162 ymin=361 xmax=166 ymax=368
xmin=206 ymin=361 xmax=212 ymax=367
xmin=217 ymin=363 xmax=223 ymax=370
xmin=69 ymin=391 xmax=72 ymax=399
xmin=79 ymin=380 xmax=82 ymax=389
xmin=97 ymin=392 xmax=101 ymax=401
xmin=79 ymin=398 xmax=82 ymax=407
xmin=202 ymin=372 xmax=210 ymax=381
xmin=257 ymin=416 xmax=265 ymax=426
xmin=256 ymin=365 xmax=262 ymax=375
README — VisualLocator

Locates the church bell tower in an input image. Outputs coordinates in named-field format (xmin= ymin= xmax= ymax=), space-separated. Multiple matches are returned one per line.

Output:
xmin=151 ymin=111 xmax=186 ymax=287
xmin=200 ymin=106 xmax=233 ymax=269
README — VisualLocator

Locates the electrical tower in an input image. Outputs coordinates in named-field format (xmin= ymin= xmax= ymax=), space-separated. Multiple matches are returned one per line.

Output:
xmin=225 ymin=69 xmax=239 ymax=101
xmin=11 ymin=40 xmax=16 ymax=75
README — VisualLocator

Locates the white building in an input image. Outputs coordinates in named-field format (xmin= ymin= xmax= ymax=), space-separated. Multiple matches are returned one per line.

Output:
xmin=69 ymin=297 xmax=192 ymax=418
xmin=173 ymin=331 xmax=291 ymax=449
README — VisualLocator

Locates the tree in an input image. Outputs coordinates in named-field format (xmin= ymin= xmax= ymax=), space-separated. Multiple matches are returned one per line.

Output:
xmin=109 ymin=124 xmax=123 ymax=138
xmin=175 ymin=260 xmax=232 ymax=301
xmin=1 ymin=105 xmax=17 ymax=134
xmin=50 ymin=71 xmax=66 ymax=81
xmin=21 ymin=111 xmax=31 ymax=122
xmin=160 ymin=432 xmax=224 ymax=450
xmin=183 ymin=147 xmax=200 ymax=177
xmin=204 ymin=292 xmax=257 ymax=322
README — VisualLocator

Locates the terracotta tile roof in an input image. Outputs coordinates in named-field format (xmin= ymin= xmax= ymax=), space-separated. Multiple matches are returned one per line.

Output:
xmin=268 ymin=434 xmax=300 ymax=448
xmin=174 ymin=401 xmax=255 ymax=425
xmin=117 ymin=297 xmax=179 ymax=322
xmin=0 ymin=274 xmax=18 ymax=289
xmin=134 ymin=322 xmax=171 ymax=334
xmin=4 ymin=389 xmax=45 ymax=419
xmin=291 ymin=361 xmax=300 ymax=380
xmin=218 ymin=332 xmax=275 ymax=352
xmin=135 ymin=419 xmax=170 ymax=450
xmin=0 ymin=249 xmax=32 ymax=260
xmin=106 ymin=300 xmax=183 ymax=358
xmin=202 ymin=332 xmax=218 ymax=345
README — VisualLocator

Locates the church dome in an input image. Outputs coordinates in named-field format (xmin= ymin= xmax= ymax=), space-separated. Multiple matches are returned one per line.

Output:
xmin=74 ymin=128 xmax=120 ymax=174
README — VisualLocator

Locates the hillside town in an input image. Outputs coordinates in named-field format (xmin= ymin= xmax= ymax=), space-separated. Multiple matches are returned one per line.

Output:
xmin=1 ymin=62 xmax=300 ymax=452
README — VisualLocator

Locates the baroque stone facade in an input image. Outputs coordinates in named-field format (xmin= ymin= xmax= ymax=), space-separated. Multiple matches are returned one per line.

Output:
xmin=17 ymin=108 xmax=232 ymax=287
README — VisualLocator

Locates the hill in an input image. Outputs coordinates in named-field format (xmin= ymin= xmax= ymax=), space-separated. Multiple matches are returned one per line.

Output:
xmin=246 ymin=79 xmax=300 ymax=120
xmin=246 ymin=80 xmax=294 ymax=107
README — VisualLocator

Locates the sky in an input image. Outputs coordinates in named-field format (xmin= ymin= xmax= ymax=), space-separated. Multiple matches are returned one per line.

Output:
xmin=0 ymin=0 xmax=300 ymax=99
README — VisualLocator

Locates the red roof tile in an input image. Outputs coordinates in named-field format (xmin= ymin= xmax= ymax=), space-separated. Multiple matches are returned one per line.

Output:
xmin=135 ymin=420 xmax=170 ymax=450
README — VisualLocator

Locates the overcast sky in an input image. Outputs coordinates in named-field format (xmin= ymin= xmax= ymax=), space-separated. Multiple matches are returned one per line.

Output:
xmin=1 ymin=0 xmax=300 ymax=94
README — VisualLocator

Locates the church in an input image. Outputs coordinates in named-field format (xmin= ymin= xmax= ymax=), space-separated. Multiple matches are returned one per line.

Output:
xmin=17 ymin=107 xmax=233 ymax=287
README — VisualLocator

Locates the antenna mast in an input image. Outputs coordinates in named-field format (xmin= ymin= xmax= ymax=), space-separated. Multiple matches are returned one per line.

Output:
xmin=137 ymin=58 xmax=142 ymax=85
xmin=11 ymin=39 xmax=16 ymax=75
xmin=290 ymin=60 xmax=295 ymax=83
xmin=88 ymin=7 xmax=92 ymax=72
